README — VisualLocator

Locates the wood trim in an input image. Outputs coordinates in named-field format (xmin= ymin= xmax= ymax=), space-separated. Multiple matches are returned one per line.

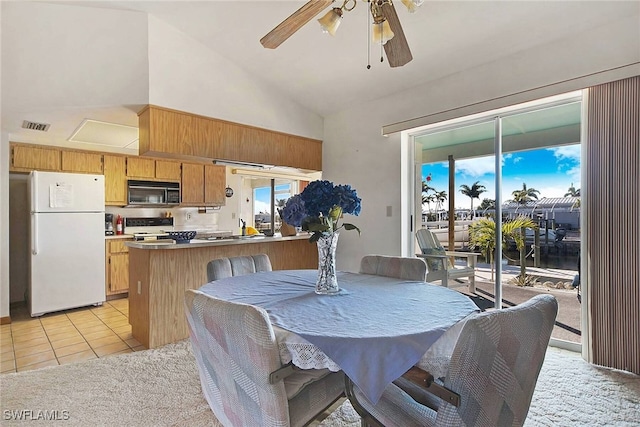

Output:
xmin=0 ymin=316 xmax=11 ymax=325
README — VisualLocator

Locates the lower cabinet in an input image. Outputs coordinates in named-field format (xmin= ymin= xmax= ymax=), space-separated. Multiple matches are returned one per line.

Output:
xmin=106 ymin=239 xmax=130 ymax=296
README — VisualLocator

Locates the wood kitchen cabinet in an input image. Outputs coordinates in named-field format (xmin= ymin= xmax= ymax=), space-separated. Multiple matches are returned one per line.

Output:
xmin=10 ymin=144 xmax=61 ymax=172
xmin=155 ymin=160 xmax=182 ymax=181
xmin=204 ymin=164 xmax=226 ymax=206
xmin=181 ymin=162 xmax=226 ymax=206
xmin=126 ymin=157 xmax=156 ymax=179
xmin=103 ymin=155 xmax=127 ymax=206
xmin=106 ymin=239 xmax=130 ymax=296
xmin=126 ymin=156 xmax=182 ymax=181
xmin=138 ymin=105 xmax=322 ymax=171
xmin=61 ymin=150 xmax=103 ymax=174
xmin=180 ymin=162 xmax=204 ymax=205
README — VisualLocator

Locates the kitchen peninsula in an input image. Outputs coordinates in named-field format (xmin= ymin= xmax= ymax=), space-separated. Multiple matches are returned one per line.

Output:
xmin=126 ymin=235 xmax=317 ymax=348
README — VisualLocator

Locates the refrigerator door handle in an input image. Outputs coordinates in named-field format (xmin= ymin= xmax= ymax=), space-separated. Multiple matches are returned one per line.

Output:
xmin=32 ymin=213 xmax=38 ymax=255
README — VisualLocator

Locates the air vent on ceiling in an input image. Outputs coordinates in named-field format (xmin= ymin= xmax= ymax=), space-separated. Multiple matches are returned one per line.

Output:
xmin=22 ymin=120 xmax=50 ymax=132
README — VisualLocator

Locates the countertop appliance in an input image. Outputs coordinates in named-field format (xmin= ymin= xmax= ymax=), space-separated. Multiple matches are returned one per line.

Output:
xmin=105 ymin=213 xmax=114 ymax=235
xmin=29 ymin=171 xmax=106 ymax=317
xmin=127 ymin=180 xmax=180 ymax=207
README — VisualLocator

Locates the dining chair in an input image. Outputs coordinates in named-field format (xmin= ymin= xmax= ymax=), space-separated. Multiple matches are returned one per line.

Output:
xmin=206 ymin=253 xmax=272 ymax=282
xmin=184 ymin=289 xmax=345 ymax=427
xmin=359 ymin=254 xmax=427 ymax=281
xmin=415 ymin=228 xmax=479 ymax=292
xmin=346 ymin=294 xmax=558 ymax=427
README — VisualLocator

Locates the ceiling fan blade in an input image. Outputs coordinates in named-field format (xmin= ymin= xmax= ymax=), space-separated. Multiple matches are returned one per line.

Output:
xmin=381 ymin=2 xmax=413 ymax=67
xmin=260 ymin=0 xmax=334 ymax=49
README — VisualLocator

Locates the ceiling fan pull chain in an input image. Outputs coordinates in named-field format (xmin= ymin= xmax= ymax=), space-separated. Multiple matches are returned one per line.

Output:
xmin=380 ymin=42 xmax=384 ymax=63
xmin=367 ymin=0 xmax=372 ymax=69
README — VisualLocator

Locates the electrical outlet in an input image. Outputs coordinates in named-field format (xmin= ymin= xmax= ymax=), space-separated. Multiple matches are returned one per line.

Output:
xmin=186 ymin=212 xmax=192 ymax=221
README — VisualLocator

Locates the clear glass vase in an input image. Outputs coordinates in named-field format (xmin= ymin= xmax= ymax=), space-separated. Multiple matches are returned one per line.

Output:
xmin=315 ymin=231 xmax=340 ymax=295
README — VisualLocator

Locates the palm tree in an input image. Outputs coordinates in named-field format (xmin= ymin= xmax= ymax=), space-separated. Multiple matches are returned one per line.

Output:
xmin=564 ymin=183 xmax=581 ymax=197
xmin=511 ymin=183 xmax=540 ymax=205
xmin=469 ymin=216 xmax=537 ymax=282
xmin=479 ymin=198 xmax=495 ymax=212
xmin=434 ymin=190 xmax=447 ymax=211
xmin=422 ymin=180 xmax=435 ymax=207
xmin=459 ymin=181 xmax=487 ymax=217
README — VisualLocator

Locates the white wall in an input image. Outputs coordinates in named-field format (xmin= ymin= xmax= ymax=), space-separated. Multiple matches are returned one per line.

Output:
xmin=1 ymin=2 xmax=149 ymax=147
xmin=146 ymin=15 xmax=323 ymax=141
xmin=323 ymin=12 xmax=640 ymax=273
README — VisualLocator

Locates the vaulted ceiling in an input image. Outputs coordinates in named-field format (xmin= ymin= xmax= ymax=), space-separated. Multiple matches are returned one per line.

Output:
xmin=2 ymin=1 xmax=638 ymax=154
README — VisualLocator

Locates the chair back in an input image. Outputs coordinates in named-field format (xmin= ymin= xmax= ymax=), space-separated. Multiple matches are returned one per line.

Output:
xmin=206 ymin=254 xmax=272 ymax=282
xmin=416 ymin=228 xmax=444 ymax=253
xmin=185 ymin=289 xmax=345 ymax=427
xmin=438 ymin=294 xmax=558 ymax=426
xmin=185 ymin=289 xmax=290 ymax=426
xmin=359 ymin=255 xmax=427 ymax=281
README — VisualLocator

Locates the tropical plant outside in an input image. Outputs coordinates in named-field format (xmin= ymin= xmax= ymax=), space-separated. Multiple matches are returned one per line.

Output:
xmin=511 ymin=183 xmax=540 ymax=205
xmin=459 ymin=181 xmax=487 ymax=217
xmin=564 ymin=183 xmax=581 ymax=197
xmin=469 ymin=216 xmax=538 ymax=284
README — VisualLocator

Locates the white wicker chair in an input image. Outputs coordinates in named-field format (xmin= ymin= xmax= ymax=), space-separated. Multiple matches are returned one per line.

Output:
xmin=185 ymin=289 xmax=345 ymax=427
xmin=346 ymin=294 xmax=558 ymax=427
xmin=359 ymin=255 xmax=427 ymax=281
xmin=206 ymin=253 xmax=272 ymax=282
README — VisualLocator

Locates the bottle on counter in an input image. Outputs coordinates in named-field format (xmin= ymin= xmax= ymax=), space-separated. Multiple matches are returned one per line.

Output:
xmin=116 ymin=215 xmax=123 ymax=235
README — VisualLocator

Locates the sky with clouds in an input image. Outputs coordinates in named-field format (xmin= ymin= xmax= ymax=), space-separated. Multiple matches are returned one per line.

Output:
xmin=252 ymin=143 xmax=582 ymax=216
xmin=423 ymin=143 xmax=581 ymax=210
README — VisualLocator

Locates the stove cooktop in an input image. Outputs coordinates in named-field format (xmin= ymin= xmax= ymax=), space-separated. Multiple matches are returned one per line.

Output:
xmin=124 ymin=217 xmax=174 ymax=237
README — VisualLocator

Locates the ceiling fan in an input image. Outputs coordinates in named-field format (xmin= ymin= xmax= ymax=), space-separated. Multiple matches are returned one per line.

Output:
xmin=260 ymin=0 xmax=423 ymax=68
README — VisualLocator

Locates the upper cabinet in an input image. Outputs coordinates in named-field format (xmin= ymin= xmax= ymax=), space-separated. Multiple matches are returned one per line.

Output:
xmin=138 ymin=105 xmax=322 ymax=171
xmin=204 ymin=164 xmax=226 ymax=206
xmin=11 ymin=144 xmax=61 ymax=172
xmin=103 ymin=155 xmax=127 ymax=206
xmin=181 ymin=162 xmax=226 ymax=206
xmin=126 ymin=157 xmax=155 ymax=179
xmin=126 ymin=157 xmax=182 ymax=181
xmin=155 ymin=160 xmax=182 ymax=181
xmin=61 ymin=150 xmax=103 ymax=174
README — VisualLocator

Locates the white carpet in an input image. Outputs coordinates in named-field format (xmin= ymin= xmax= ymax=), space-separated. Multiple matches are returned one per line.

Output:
xmin=1 ymin=341 xmax=638 ymax=426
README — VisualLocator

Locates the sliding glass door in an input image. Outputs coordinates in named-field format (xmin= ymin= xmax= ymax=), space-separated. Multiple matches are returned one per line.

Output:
xmin=407 ymin=92 xmax=583 ymax=347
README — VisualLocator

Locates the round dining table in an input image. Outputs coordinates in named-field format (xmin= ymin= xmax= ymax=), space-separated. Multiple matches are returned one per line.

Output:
xmin=199 ymin=269 xmax=479 ymax=403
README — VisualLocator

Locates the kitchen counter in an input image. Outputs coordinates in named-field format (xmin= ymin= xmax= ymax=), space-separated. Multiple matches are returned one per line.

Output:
xmin=125 ymin=234 xmax=310 ymax=249
xmin=127 ymin=232 xmax=318 ymax=348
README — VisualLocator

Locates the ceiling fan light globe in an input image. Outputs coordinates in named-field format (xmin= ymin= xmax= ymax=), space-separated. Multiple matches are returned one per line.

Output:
xmin=372 ymin=20 xmax=394 ymax=45
xmin=400 ymin=0 xmax=418 ymax=13
xmin=318 ymin=8 xmax=343 ymax=36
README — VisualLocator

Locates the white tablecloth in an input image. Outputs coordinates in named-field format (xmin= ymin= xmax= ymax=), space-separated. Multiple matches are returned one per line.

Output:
xmin=199 ymin=269 xmax=479 ymax=403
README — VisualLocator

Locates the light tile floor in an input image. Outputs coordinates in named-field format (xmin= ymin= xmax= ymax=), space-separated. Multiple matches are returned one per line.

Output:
xmin=0 ymin=298 xmax=144 ymax=374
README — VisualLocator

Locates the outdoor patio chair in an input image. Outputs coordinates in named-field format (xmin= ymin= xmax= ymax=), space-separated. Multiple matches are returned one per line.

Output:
xmin=185 ymin=290 xmax=345 ymax=427
xmin=415 ymin=228 xmax=479 ymax=292
xmin=346 ymin=294 xmax=558 ymax=427
xmin=359 ymin=255 xmax=427 ymax=281
xmin=206 ymin=254 xmax=272 ymax=282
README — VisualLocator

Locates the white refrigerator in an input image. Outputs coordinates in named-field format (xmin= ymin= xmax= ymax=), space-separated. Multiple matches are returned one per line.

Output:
xmin=29 ymin=171 xmax=106 ymax=317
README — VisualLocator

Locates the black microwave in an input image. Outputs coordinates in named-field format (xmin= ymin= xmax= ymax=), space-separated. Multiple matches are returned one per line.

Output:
xmin=127 ymin=180 xmax=180 ymax=206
